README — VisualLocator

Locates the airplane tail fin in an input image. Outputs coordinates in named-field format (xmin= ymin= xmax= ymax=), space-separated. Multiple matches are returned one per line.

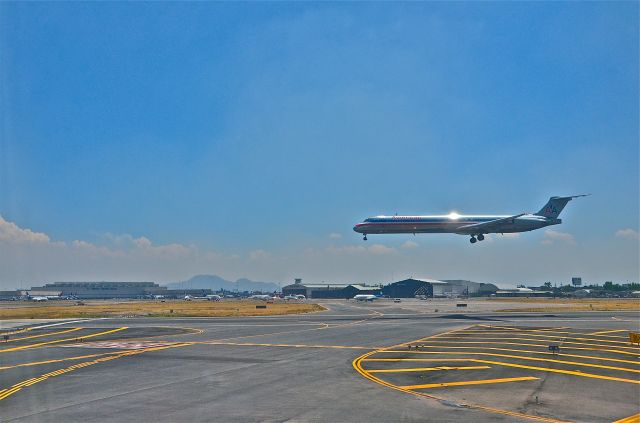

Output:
xmin=535 ymin=195 xmax=589 ymax=218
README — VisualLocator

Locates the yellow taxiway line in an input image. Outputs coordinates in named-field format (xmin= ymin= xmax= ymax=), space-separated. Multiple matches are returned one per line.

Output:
xmin=0 ymin=328 xmax=33 ymax=337
xmin=201 ymin=341 xmax=372 ymax=350
xmin=90 ymin=325 xmax=206 ymax=345
xmin=449 ymin=332 xmax=640 ymax=348
xmin=3 ymin=327 xmax=82 ymax=343
xmin=475 ymin=325 xmax=521 ymax=331
xmin=0 ymin=327 xmax=128 ymax=353
xmin=465 ymin=329 xmax=631 ymax=340
xmin=0 ymin=351 xmax=125 ymax=371
xmin=614 ymin=412 xmax=640 ymax=423
xmin=421 ymin=340 xmax=640 ymax=364
xmin=399 ymin=376 xmax=539 ymax=390
xmin=435 ymin=335 xmax=640 ymax=353
xmin=383 ymin=346 xmax=640 ymax=373
xmin=352 ymin=327 xmax=569 ymax=423
xmin=364 ymin=358 xmax=473 ymax=362
xmin=584 ymin=333 xmax=630 ymax=340
xmin=471 ymin=327 xmax=569 ymax=333
xmin=0 ymin=387 xmax=23 ymax=401
xmin=379 ymin=351 xmax=640 ymax=384
xmin=0 ymin=342 xmax=194 ymax=402
xmin=367 ymin=366 xmax=490 ymax=373
xmin=588 ymin=329 xmax=630 ymax=336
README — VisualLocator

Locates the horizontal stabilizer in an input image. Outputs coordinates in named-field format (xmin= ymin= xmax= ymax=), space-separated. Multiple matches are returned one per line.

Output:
xmin=455 ymin=214 xmax=525 ymax=234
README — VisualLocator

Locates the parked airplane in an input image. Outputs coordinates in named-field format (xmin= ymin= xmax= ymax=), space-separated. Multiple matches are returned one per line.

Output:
xmin=284 ymin=295 xmax=305 ymax=300
xmin=353 ymin=294 xmax=379 ymax=301
xmin=354 ymin=195 xmax=588 ymax=244
xmin=31 ymin=296 xmax=49 ymax=302
xmin=184 ymin=294 xmax=221 ymax=301
xmin=249 ymin=294 xmax=274 ymax=301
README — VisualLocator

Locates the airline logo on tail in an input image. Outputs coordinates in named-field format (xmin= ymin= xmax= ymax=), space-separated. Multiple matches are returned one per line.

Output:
xmin=544 ymin=204 xmax=558 ymax=216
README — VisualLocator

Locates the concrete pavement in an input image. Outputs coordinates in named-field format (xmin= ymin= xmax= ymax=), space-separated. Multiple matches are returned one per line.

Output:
xmin=1 ymin=300 xmax=638 ymax=422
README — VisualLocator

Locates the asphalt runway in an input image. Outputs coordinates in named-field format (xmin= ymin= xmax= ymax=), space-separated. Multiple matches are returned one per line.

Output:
xmin=1 ymin=300 xmax=638 ymax=423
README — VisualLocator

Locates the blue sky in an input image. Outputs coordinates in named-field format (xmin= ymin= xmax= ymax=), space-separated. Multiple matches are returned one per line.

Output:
xmin=1 ymin=2 xmax=638 ymax=288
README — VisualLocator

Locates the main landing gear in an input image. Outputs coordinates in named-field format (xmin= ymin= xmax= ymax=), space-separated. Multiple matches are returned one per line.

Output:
xmin=470 ymin=234 xmax=485 ymax=244
xmin=363 ymin=234 xmax=368 ymax=241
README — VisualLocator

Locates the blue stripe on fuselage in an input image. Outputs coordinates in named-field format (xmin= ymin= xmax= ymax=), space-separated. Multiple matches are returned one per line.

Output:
xmin=363 ymin=216 xmax=506 ymax=224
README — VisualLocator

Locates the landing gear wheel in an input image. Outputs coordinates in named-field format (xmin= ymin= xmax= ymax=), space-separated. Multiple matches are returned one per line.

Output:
xmin=363 ymin=234 xmax=368 ymax=241
xmin=470 ymin=236 xmax=477 ymax=244
xmin=477 ymin=234 xmax=485 ymax=241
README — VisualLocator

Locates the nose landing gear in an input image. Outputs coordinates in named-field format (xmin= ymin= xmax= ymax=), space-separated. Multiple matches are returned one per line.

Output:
xmin=363 ymin=234 xmax=368 ymax=241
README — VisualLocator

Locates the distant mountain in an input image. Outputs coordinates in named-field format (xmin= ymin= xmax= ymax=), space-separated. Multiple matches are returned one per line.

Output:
xmin=167 ymin=275 xmax=229 ymax=290
xmin=234 ymin=278 xmax=280 ymax=292
xmin=165 ymin=275 xmax=280 ymax=293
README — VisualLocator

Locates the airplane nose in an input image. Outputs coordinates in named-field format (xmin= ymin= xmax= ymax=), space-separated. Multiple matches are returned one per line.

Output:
xmin=353 ymin=224 xmax=361 ymax=233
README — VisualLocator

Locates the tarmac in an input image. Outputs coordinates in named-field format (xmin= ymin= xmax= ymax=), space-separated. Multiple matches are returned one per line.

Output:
xmin=0 ymin=299 xmax=638 ymax=423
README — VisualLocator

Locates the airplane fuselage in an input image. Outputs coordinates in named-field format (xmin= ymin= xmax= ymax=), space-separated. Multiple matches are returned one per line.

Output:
xmin=353 ymin=196 xmax=586 ymax=243
xmin=353 ymin=294 xmax=378 ymax=301
xmin=353 ymin=214 xmax=560 ymax=235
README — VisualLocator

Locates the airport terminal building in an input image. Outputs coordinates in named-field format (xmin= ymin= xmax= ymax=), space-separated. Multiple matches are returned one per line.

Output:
xmin=26 ymin=282 xmax=168 ymax=299
xmin=12 ymin=281 xmax=218 ymax=299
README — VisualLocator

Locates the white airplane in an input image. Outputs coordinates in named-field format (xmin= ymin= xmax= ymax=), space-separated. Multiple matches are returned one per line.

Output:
xmin=353 ymin=294 xmax=379 ymax=302
xmin=184 ymin=294 xmax=216 ymax=301
xmin=354 ymin=195 xmax=589 ymax=243
xmin=31 ymin=296 xmax=49 ymax=302
xmin=284 ymin=295 xmax=298 ymax=300
xmin=249 ymin=294 xmax=273 ymax=301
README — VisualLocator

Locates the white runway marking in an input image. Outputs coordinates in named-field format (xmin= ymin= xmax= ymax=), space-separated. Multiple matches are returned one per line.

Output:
xmin=60 ymin=341 xmax=176 ymax=350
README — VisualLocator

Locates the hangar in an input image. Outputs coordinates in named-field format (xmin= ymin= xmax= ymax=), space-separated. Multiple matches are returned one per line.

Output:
xmin=281 ymin=279 xmax=381 ymax=299
xmin=381 ymin=278 xmax=448 ymax=298
xmin=282 ymin=278 xmax=498 ymax=299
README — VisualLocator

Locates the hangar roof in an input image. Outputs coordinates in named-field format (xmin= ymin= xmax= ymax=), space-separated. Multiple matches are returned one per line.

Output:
xmin=349 ymin=285 xmax=381 ymax=290
xmin=283 ymin=284 xmax=380 ymax=290
xmin=303 ymin=284 xmax=352 ymax=289
xmin=405 ymin=278 xmax=448 ymax=285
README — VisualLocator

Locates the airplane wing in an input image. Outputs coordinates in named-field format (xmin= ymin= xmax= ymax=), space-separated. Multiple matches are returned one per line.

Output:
xmin=455 ymin=214 xmax=525 ymax=234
